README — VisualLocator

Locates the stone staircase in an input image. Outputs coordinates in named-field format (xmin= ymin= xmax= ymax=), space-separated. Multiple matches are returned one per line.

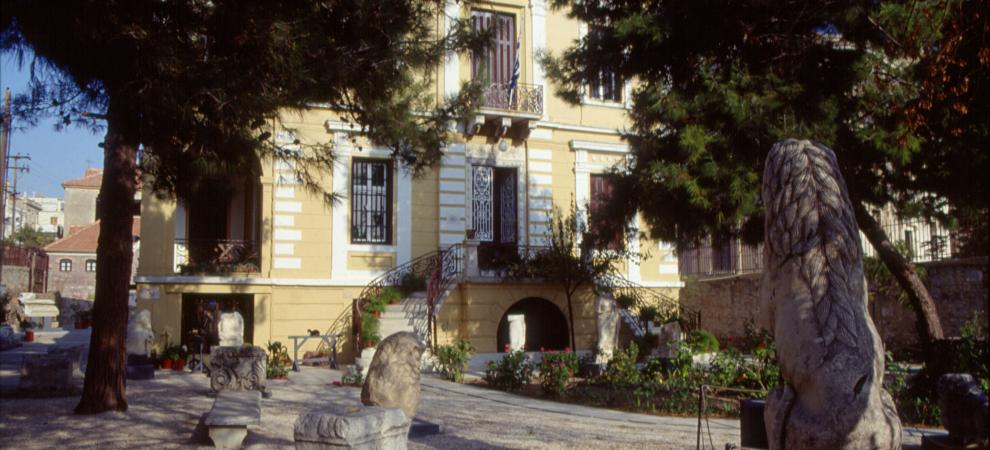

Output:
xmin=377 ymin=291 xmax=430 ymax=342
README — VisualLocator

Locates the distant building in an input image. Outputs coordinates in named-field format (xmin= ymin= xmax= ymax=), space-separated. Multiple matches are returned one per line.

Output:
xmin=3 ymin=194 xmax=42 ymax=238
xmin=44 ymin=218 xmax=141 ymax=300
xmin=61 ymin=168 xmax=102 ymax=231
xmin=25 ymin=195 xmax=64 ymax=237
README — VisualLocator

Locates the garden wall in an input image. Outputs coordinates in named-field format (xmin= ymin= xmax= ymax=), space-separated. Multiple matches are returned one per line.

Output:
xmin=680 ymin=256 xmax=989 ymax=352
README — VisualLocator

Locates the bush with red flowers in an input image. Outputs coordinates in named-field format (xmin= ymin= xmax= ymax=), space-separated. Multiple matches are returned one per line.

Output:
xmin=538 ymin=348 xmax=578 ymax=398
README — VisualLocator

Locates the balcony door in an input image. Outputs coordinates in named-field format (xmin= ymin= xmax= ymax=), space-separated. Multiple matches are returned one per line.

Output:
xmin=473 ymin=165 xmax=517 ymax=269
xmin=471 ymin=10 xmax=515 ymax=85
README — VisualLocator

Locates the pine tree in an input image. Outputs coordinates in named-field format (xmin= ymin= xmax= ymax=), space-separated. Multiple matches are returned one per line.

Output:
xmin=544 ymin=0 xmax=988 ymax=366
xmin=1 ymin=0 xmax=481 ymax=414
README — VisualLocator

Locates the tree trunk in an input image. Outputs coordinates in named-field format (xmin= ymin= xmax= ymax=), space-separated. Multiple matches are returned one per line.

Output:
xmin=852 ymin=202 xmax=944 ymax=364
xmin=75 ymin=99 xmax=139 ymax=414
xmin=565 ymin=290 xmax=577 ymax=352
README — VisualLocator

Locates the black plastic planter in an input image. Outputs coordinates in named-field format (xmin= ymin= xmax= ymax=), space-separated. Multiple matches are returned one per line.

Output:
xmin=740 ymin=398 xmax=769 ymax=449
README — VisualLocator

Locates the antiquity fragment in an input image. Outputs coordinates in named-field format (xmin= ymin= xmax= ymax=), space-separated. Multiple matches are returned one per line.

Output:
xmin=760 ymin=139 xmax=902 ymax=449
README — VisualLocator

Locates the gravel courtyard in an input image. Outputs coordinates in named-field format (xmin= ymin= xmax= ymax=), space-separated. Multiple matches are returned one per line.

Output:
xmin=0 ymin=331 xmax=937 ymax=449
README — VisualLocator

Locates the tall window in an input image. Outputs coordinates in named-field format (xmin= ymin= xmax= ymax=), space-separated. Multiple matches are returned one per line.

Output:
xmin=351 ymin=159 xmax=392 ymax=244
xmin=59 ymin=259 xmax=72 ymax=272
xmin=471 ymin=10 xmax=516 ymax=85
xmin=85 ymin=259 xmax=97 ymax=272
xmin=586 ymin=26 xmax=622 ymax=102
xmin=590 ymin=174 xmax=621 ymax=248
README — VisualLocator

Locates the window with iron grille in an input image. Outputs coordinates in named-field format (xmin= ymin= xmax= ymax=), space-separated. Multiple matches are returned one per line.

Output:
xmin=586 ymin=27 xmax=622 ymax=102
xmin=59 ymin=259 xmax=72 ymax=272
xmin=351 ymin=159 xmax=392 ymax=244
xmin=85 ymin=259 xmax=97 ymax=272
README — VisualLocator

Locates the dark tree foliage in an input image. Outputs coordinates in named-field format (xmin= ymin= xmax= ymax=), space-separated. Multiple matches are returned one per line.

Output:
xmin=544 ymin=0 xmax=988 ymax=365
xmin=1 ymin=0 xmax=483 ymax=414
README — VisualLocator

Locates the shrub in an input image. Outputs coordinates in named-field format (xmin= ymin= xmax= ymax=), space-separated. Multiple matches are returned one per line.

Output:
xmin=341 ymin=371 xmax=363 ymax=386
xmin=360 ymin=313 xmax=381 ymax=347
xmin=484 ymin=346 xmax=533 ymax=391
xmin=603 ymin=342 xmax=641 ymax=387
xmin=265 ymin=341 xmax=290 ymax=379
xmin=615 ymin=294 xmax=636 ymax=309
xmin=635 ymin=333 xmax=660 ymax=360
xmin=376 ymin=286 xmax=403 ymax=305
xmin=398 ymin=272 xmax=427 ymax=296
xmin=539 ymin=349 xmax=578 ymax=398
xmin=435 ymin=339 xmax=475 ymax=382
xmin=687 ymin=329 xmax=719 ymax=353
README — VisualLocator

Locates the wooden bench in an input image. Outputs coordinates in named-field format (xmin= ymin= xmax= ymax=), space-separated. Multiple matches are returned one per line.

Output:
xmin=205 ymin=391 xmax=262 ymax=449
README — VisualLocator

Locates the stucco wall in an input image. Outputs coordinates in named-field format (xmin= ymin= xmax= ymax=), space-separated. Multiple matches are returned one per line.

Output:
xmin=63 ymin=187 xmax=99 ymax=231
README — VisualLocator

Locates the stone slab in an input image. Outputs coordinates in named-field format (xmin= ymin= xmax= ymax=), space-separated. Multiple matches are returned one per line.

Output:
xmin=205 ymin=391 xmax=262 ymax=427
xmin=209 ymin=426 xmax=248 ymax=450
xmin=294 ymin=404 xmax=410 ymax=449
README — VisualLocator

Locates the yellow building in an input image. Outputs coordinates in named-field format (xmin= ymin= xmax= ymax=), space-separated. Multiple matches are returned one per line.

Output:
xmin=134 ymin=0 xmax=685 ymax=365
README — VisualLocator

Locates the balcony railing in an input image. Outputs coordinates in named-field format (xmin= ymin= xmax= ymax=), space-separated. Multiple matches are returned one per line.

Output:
xmin=480 ymin=83 xmax=543 ymax=116
xmin=174 ymin=239 xmax=259 ymax=275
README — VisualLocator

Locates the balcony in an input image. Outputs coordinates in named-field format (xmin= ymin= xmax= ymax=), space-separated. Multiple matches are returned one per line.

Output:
xmin=469 ymin=83 xmax=543 ymax=138
xmin=174 ymin=239 xmax=259 ymax=275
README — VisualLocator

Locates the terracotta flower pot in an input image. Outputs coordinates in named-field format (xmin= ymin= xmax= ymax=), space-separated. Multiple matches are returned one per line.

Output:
xmin=23 ymin=330 xmax=34 ymax=342
xmin=161 ymin=359 xmax=173 ymax=370
xmin=172 ymin=359 xmax=186 ymax=371
xmin=373 ymin=311 xmax=382 ymax=318
xmin=74 ymin=320 xmax=84 ymax=329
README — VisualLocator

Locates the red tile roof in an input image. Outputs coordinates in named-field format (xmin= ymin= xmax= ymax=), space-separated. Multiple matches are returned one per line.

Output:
xmin=44 ymin=218 xmax=141 ymax=253
xmin=62 ymin=168 xmax=103 ymax=189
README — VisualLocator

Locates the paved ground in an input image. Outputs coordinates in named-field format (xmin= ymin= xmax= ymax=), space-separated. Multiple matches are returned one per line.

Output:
xmin=0 ymin=331 xmax=941 ymax=449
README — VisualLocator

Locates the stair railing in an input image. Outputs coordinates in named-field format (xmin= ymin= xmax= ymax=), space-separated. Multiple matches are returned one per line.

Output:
xmin=597 ymin=273 xmax=701 ymax=333
xmin=425 ymin=244 xmax=464 ymax=348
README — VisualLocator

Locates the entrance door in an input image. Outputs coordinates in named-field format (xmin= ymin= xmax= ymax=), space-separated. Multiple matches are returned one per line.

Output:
xmin=473 ymin=166 xmax=517 ymax=269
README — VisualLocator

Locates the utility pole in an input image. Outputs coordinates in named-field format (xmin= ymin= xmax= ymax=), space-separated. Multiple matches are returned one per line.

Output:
xmin=7 ymin=154 xmax=31 ymax=240
xmin=0 ymin=88 xmax=11 ymax=284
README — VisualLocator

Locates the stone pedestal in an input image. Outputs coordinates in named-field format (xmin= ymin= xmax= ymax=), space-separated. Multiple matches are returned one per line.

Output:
xmin=205 ymin=391 xmax=262 ymax=449
xmin=355 ymin=347 xmax=376 ymax=378
xmin=19 ymin=352 xmax=75 ymax=393
xmin=126 ymin=354 xmax=155 ymax=380
xmin=210 ymin=346 xmax=266 ymax=393
xmin=294 ymin=405 xmax=411 ymax=450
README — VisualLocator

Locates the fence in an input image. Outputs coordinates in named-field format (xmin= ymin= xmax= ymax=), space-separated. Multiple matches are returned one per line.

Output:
xmin=679 ymin=219 xmax=955 ymax=278
xmin=1 ymin=243 xmax=49 ymax=292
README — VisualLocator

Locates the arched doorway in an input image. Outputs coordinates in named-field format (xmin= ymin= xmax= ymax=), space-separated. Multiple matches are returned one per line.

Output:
xmin=496 ymin=297 xmax=569 ymax=352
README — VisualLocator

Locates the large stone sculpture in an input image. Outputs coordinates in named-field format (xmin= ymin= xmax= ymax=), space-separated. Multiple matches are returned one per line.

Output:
xmin=507 ymin=314 xmax=526 ymax=352
xmin=218 ymin=311 xmax=245 ymax=347
xmin=126 ymin=309 xmax=153 ymax=356
xmin=594 ymin=294 xmax=619 ymax=364
xmin=361 ymin=331 xmax=425 ymax=419
xmin=760 ymin=139 xmax=901 ymax=449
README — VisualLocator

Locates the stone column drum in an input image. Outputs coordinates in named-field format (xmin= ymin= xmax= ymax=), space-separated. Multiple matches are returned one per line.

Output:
xmin=760 ymin=139 xmax=901 ymax=449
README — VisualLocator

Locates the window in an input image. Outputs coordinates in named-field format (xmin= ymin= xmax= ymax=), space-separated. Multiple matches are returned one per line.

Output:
xmin=589 ymin=174 xmax=621 ymax=248
xmin=59 ymin=259 xmax=72 ymax=272
xmin=351 ymin=159 xmax=392 ymax=244
xmin=50 ymin=216 xmax=59 ymax=225
xmin=471 ymin=10 xmax=516 ymax=85
xmin=85 ymin=259 xmax=97 ymax=272
xmin=586 ymin=26 xmax=622 ymax=102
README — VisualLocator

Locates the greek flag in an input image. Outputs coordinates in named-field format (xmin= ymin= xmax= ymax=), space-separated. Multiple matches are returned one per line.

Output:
xmin=509 ymin=32 xmax=521 ymax=107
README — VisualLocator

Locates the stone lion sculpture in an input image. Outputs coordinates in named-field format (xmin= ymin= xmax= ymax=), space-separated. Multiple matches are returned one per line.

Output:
xmin=760 ymin=139 xmax=901 ymax=449
xmin=361 ymin=332 xmax=425 ymax=419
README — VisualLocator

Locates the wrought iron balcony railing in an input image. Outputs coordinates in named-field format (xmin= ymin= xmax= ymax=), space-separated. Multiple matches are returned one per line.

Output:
xmin=174 ymin=238 xmax=260 ymax=274
xmin=479 ymin=83 xmax=543 ymax=116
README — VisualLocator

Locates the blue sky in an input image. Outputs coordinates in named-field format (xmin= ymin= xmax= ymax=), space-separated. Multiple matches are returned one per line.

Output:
xmin=1 ymin=52 xmax=104 ymax=199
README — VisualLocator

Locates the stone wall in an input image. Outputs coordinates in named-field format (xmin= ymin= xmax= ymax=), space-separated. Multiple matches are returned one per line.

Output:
xmin=873 ymin=257 xmax=988 ymax=353
xmin=680 ymin=273 xmax=763 ymax=344
xmin=680 ymin=257 xmax=989 ymax=351
xmin=2 ymin=266 xmax=32 ymax=292
xmin=46 ymin=253 xmax=97 ymax=300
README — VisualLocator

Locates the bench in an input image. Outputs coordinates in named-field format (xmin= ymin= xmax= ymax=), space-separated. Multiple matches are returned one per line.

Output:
xmin=205 ymin=391 xmax=262 ymax=449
